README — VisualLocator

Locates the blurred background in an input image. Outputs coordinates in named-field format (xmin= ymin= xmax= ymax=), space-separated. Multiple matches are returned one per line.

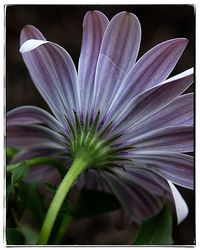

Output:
xmin=6 ymin=5 xmax=195 ymax=245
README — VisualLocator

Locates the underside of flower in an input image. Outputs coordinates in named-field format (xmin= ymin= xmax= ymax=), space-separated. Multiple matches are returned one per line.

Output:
xmin=65 ymin=111 xmax=131 ymax=169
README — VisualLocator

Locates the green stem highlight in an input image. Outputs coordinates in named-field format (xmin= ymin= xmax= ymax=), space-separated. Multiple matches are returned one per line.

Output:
xmin=37 ymin=156 xmax=88 ymax=245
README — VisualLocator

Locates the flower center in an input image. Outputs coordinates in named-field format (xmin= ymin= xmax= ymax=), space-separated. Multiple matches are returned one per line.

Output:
xmin=65 ymin=111 xmax=131 ymax=169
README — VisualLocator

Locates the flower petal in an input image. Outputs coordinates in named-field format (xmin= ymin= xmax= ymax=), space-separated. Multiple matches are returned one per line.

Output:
xmin=112 ymin=68 xmax=193 ymax=130
xmin=126 ymin=93 xmax=193 ymax=137
xmin=20 ymin=25 xmax=80 ymax=125
xmin=20 ymin=39 xmax=48 ymax=53
xmin=93 ymin=11 xmax=141 ymax=117
xmin=7 ymin=106 xmax=64 ymax=132
xmin=102 ymin=170 xmax=163 ymax=224
xmin=7 ymin=124 xmax=66 ymax=148
xmin=107 ymin=38 xmax=188 ymax=119
xmin=129 ymin=151 xmax=193 ymax=189
xmin=114 ymin=166 xmax=170 ymax=197
xmin=167 ymin=181 xmax=189 ymax=224
xmin=126 ymin=126 xmax=193 ymax=153
xmin=20 ymin=24 xmax=46 ymax=44
xmin=10 ymin=143 xmax=65 ymax=164
xmin=78 ymin=11 xmax=108 ymax=118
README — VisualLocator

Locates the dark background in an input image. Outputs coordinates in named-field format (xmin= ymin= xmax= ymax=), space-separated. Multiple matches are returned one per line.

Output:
xmin=6 ymin=5 xmax=195 ymax=245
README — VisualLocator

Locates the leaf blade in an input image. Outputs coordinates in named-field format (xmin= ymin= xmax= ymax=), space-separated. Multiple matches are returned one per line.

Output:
xmin=133 ymin=204 xmax=173 ymax=245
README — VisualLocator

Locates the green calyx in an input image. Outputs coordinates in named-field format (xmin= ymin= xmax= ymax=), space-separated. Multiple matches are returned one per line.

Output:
xmin=64 ymin=111 xmax=129 ymax=169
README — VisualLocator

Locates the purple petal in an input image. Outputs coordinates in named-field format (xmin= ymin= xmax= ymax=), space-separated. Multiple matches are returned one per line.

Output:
xmin=126 ymin=93 xmax=194 ymax=137
xmin=168 ymin=181 xmax=188 ymax=224
xmin=10 ymin=142 xmax=65 ymax=164
xmin=129 ymin=151 xmax=193 ymax=189
xmin=7 ymin=124 xmax=66 ymax=148
xmin=78 ymin=11 xmax=108 ymax=118
xmin=77 ymin=169 xmax=111 ymax=193
xmin=93 ymin=12 xmax=141 ymax=117
xmin=20 ymin=24 xmax=46 ymax=44
xmin=111 ymin=68 xmax=193 ymax=130
xmin=116 ymin=166 xmax=170 ymax=197
xmin=20 ymin=26 xmax=80 ymax=125
xmin=102 ymin=170 xmax=163 ymax=224
xmin=107 ymin=38 xmax=188 ymax=119
xmin=25 ymin=165 xmax=60 ymax=184
xmin=7 ymin=106 xmax=64 ymax=132
xmin=126 ymin=126 xmax=193 ymax=153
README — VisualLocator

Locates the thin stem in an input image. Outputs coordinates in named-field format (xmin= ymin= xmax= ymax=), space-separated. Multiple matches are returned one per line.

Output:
xmin=37 ymin=156 xmax=88 ymax=245
xmin=7 ymin=157 xmax=66 ymax=176
xmin=54 ymin=214 xmax=73 ymax=244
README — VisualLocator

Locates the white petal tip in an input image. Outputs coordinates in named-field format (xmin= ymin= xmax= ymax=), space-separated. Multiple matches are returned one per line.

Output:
xmin=19 ymin=39 xmax=48 ymax=53
xmin=168 ymin=181 xmax=189 ymax=224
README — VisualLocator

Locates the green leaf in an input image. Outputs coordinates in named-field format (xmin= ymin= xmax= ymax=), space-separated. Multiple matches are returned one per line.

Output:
xmin=45 ymin=183 xmax=57 ymax=193
xmin=6 ymin=147 xmax=18 ymax=161
xmin=6 ymin=228 xmax=25 ymax=245
xmin=6 ymin=161 xmax=29 ymax=200
xmin=133 ymin=204 xmax=173 ymax=245
xmin=11 ymin=161 xmax=29 ymax=184
xmin=70 ymin=189 xmax=121 ymax=219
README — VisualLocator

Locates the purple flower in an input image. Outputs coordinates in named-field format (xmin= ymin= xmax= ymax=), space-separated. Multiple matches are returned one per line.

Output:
xmin=7 ymin=11 xmax=193 ymax=224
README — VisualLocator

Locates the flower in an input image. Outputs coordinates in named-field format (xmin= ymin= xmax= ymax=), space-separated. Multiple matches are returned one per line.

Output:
xmin=7 ymin=11 xmax=193 ymax=224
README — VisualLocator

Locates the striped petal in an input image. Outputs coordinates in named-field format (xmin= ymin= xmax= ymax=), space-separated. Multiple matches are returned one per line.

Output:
xmin=20 ymin=25 xmax=80 ymax=125
xmin=10 ymin=143 xmax=66 ymax=164
xmin=168 ymin=181 xmax=189 ymax=224
xmin=102 ymin=170 xmax=163 ymax=224
xmin=119 ymin=166 xmax=170 ymax=196
xmin=127 ymin=126 xmax=193 ymax=153
xmin=129 ymin=151 xmax=193 ymax=189
xmin=93 ymin=12 xmax=141 ymax=117
xmin=112 ymin=68 xmax=193 ymax=130
xmin=78 ymin=11 xmax=108 ymax=118
xmin=20 ymin=24 xmax=46 ymax=44
xmin=7 ymin=124 xmax=66 ymax=148
xmin=126 ymin=93 xmax=194 ymax=137
xmin=107 ymin=38 xmax=188 ymax=119
xmin=7 ymin=106 xmax=64 ymax=132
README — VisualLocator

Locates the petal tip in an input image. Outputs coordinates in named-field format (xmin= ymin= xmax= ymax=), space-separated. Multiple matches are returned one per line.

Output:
xmin=19 ymin=39 xmax=48 ymax=53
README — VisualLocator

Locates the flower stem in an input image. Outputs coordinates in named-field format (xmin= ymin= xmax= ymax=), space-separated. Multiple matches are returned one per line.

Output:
xmin=7 ymin=157 xmax=66 ymax=176
xmin=37 ymin=156 xmax=88 ymax=245
xmin=54 ymin=214 xmax=73 ymax=244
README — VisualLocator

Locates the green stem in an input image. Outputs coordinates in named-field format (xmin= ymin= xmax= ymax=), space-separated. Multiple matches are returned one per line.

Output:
xmin=54 ymin=214 xmax=73 ymax=244
xmin=37 ymin=156 xmax=88 ymax=245
xmin=7 ymin=157 xmax=66 ymax=176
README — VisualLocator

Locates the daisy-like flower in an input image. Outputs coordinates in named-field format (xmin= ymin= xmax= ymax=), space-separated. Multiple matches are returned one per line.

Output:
xmin=7 ymin=11 xmax=193 ymax=244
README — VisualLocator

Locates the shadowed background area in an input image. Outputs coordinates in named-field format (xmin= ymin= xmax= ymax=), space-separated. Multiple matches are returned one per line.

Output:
xmin=6 ymin=5 xmax=195 ymax=245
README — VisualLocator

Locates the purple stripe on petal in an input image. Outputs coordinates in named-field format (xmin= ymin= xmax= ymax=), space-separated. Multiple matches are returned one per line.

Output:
xmin=93 ymin=12 xmax=141 ymax=117
xmin=20 ymin=25 xmax=80 ymax=125
xmin=7 ymin=124 xmax=66 ymax=148
xmin=107 ymin=38 xmax=188 ymax=119
xmin=78 ymin=11 xmax=108 ymax=118
xmin=7 ymin=105 xmax=64 ymax=132
xmin=129 ymin=151 xmax=193 ymax=189
xmin=126 ymin=126 xmax=193 ymax=153
xmin=125 ymin=93 xmax=193 ymax=137
xmin=111 ymin=68 xmax=193 ymax=130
